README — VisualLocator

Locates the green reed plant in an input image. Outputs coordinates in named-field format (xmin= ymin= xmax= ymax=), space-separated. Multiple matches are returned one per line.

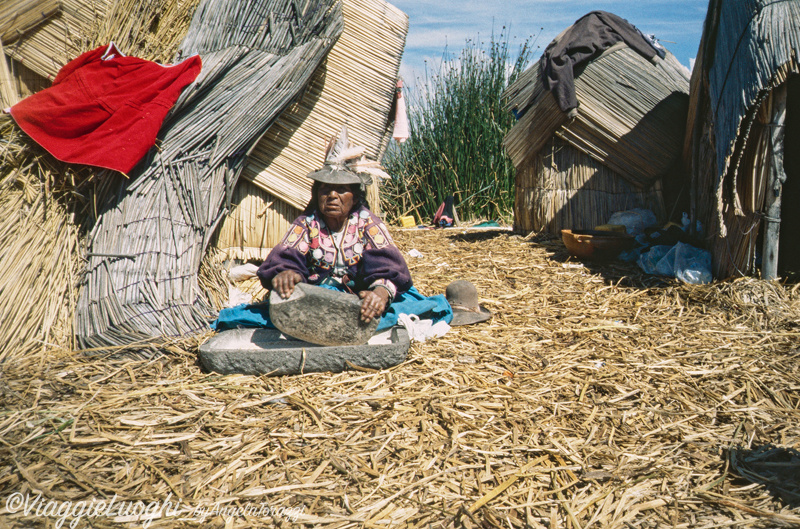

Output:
xmin=382 ymin=30 xmax=535 ymax=224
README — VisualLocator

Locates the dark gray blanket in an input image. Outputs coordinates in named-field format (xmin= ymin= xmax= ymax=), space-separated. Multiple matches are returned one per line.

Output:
xmin=542 ymin=10 xmax=665 ymax=113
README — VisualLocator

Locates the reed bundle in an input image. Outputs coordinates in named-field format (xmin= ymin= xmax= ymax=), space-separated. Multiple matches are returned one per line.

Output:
xmin=0 ymin=39 xmax=19 ymax=107
xmin=3 ymin=0 xmax=109 ymax=82
xmin=241 ymin=0 xmax=407 ymax=211
xmin=504 ymin=45 xmax=690 ymax=190
xmin=92 ymin=0 xmax=201 ymax=63
xmin=2 ymin=227 xmax=799 ymax=528
xmin=515 ymin=136 xmax=665 ymax=235
xmin=75 ymin=0 xmax=345 ymax=349
xmin=0 ymin=0 xmax=61 ymax=47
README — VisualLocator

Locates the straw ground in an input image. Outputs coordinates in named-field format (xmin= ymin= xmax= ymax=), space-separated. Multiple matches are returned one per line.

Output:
xmin=1 ymin=224 xmax=799 ymax=528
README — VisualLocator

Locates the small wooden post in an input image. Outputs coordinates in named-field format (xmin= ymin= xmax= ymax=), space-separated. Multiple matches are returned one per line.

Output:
xmin=762 ymin=83 xmax=787 ymax=280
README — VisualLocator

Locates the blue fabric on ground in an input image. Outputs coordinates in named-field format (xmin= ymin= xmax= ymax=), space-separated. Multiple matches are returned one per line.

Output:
xmin=209 ymin=285 xmax=452 ymax=332
xmin=377 ymin=286 xmax=452 ymax=330
xmin=210 ymin=303 xmax=275 ymax=331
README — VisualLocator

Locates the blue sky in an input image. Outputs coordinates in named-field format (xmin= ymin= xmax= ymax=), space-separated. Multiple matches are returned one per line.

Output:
xmin=389 ymin=0 xmax=710 ymax=86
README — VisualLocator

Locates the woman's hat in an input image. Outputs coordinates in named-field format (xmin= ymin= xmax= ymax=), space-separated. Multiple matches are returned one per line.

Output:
xmin=306 ymin=163 xmax=373 ymax=186
xmin=446 ymin=280 xmax=492 ymax=326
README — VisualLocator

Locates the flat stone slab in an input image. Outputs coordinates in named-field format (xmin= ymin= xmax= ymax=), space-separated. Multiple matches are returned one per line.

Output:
xmin=269 ymin=283 xmax=379 ymax=345
xmin=199 ymin=326 xmax=409 ymax=376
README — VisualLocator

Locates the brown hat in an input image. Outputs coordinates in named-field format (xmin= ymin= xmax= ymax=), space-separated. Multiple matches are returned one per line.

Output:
xmin=446 ymin=280 xmax=492 ymax=326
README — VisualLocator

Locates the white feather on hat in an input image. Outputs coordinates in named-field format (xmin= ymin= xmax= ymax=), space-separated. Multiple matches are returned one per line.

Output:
xmin=308 ymin=125 xmax=391 ymax=185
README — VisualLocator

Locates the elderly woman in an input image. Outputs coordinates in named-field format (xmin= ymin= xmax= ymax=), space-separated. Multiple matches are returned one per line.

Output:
xmin=210 ymin=161 xmax=490 ymax=335
xmin=257 ymin=163 xmax=411 ymax=323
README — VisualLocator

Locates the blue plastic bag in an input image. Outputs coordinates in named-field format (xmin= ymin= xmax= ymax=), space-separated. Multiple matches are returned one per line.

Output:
xmin=637 ymin=242 xmax=712 ymax=284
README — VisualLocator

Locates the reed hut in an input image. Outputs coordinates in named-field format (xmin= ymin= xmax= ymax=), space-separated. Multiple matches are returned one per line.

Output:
xmin=503 ymin=11 xmax=691 ymax=235
xmin=212 ymin=0 xmax=408 ymax=262
xmin=684 ymin=0 xmax=800 ymax=279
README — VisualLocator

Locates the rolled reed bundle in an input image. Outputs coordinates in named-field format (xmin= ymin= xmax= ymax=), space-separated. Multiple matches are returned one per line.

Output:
xmin=242 ymin=0 xmax=407 ymax=211
xmin=75 ymin=0 xmax=345 ymax=349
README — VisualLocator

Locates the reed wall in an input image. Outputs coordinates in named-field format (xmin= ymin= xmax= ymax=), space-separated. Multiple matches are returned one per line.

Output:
xmin=514 ymin=137 xmax=665 ymax=235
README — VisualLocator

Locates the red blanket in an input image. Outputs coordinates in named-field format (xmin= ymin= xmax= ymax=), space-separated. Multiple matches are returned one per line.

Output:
xmin=10 ymin=43 xmax=201 ymax=174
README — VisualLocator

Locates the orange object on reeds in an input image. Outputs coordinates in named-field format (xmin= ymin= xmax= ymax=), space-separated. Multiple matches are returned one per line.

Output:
xmin=561 ymin=228 xmax=634 ymax=261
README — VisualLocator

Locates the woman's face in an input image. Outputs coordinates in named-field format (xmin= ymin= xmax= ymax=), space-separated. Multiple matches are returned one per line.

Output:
xmin=317 ymin=183 xmax=355 ymax=226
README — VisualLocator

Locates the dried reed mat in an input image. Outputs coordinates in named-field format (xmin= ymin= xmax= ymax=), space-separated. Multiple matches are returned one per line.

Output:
xmin=2 ymin=228 xmax=799 ymax=528
xmin=0 ymin=0 xmax=61 ymax=47
xmin=2 ymin=0 xmax=110 ymax=82
xmin=241 ymin=0 xmax=408 ymax=211
xmin=74 ymin=0 xmax=344 ymax=350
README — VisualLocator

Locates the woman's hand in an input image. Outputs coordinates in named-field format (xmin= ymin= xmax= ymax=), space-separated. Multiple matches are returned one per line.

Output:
xmin=358 ymin=287 xmax=390 ymax=323
xmin=271 ymin=271 xmax=302 ymax=299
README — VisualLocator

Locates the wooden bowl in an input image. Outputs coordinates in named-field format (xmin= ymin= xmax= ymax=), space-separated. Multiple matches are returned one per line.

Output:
xmin=561 ymin=229 xmax=635 ymax=261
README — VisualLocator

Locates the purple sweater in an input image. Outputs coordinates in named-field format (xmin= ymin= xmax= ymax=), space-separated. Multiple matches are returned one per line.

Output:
xmin=257 ymin=205 xmax=412 ymax=295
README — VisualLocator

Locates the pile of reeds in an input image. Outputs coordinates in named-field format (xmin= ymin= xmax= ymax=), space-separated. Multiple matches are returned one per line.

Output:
xmin=0 ymin=115 xmax=86 ymax=362
xmin=514 ymin=136 xmax=666 ymax=235
xmin=382 ymin=31 xmax=535 ymax=224
xmin=1 ymin=227 xmax=798 ymax=528
xmin=92 ymin=0 xmax=201 ymax=63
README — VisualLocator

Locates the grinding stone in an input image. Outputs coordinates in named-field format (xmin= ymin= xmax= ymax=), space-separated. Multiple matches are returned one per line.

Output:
xmin=198 ymin=326 xmax=410 ymax=376
xmin=269 ymin=282 xmax=379 ymax=345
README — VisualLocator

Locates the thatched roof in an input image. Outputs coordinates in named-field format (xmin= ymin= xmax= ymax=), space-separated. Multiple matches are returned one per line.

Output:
xmin=691 ymin=0 xmax=800 ymax=191
xmin=503 ymin=23 xmax=690 ymax=190
xmin=684 ymin=0 xmax=800 ymax=277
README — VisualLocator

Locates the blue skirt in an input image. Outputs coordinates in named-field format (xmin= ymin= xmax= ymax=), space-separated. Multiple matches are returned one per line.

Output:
xmin=210 ymin=285 xmax=452 ymax=332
